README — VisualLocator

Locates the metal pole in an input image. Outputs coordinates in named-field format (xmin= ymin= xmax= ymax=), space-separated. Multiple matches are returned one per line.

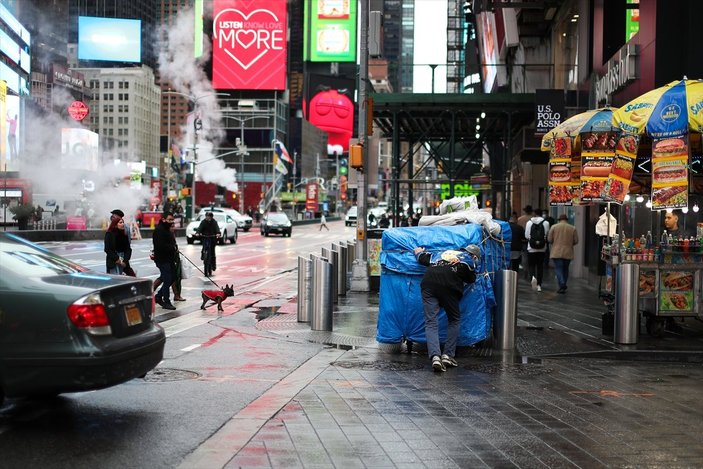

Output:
xmin=494 ymin=269 xmax=518 ymax=350
xmin=240 ymin=120 xmax=245 ymax=214
xmin=615 ymin=263 xmax=640 ymax=345
xmin=192 ymin=123 xmax=197 ymax=220
xmin=297 ymin=255 xmax=312 ymax=322
xmin=351 ymin=0 xmax=370 ymax=292
xmin=321 ymin=246 xmax=338 ymax=303
xmin=311 ymin=255 xmax=333 ymax=331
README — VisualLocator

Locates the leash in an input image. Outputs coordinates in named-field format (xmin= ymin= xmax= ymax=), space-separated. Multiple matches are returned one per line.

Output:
xmin=179 ymin=251 xmax=222 ymax=289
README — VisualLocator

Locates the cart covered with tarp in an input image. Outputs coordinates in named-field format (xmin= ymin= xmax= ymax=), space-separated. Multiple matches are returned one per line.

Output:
xmin=376 ymin=222 xmax=510 ymax=346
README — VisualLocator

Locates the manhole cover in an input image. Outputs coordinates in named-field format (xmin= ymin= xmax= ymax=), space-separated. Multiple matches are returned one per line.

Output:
xmin=333 ymin=360 xmax=425 ymax=371
xmin=462 ymin=362 xmax=553 ymax=376
xmin=143 ymin=368 xmax=200 ymax=382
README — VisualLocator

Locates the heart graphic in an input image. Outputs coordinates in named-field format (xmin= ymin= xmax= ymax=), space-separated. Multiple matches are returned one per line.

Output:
xmin=214 ymin=7 xmax=282 ymax=70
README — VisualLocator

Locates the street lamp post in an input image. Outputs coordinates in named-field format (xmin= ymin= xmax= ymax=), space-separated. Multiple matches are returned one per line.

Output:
xmin=162 ymin=90 xmax=229 ymax=220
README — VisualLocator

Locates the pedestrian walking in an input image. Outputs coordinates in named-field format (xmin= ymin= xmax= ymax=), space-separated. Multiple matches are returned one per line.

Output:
xmin=379 ymin=213 xmax=390 ymax=228
xmin=153 ymin=223 xmax=186 ymax=301
xmin=413 ymin=244 xmax=479 ymax=372
xmin=319 ymin=213 xmax=329 ymax=231
xmin=508 ymin=214 xmax=525 ymax=273
xmin=548 ymin=213 xmax=578 ymax=293
xmin=104 ymin=216 xmax=132 ymax=275
xmin=525 ymin=208 xmax=550 ymax=292
xmin=517 ymin=205 xmax=533 ymax=230
xmin=153 ymin=212 xmax=178 ymax=310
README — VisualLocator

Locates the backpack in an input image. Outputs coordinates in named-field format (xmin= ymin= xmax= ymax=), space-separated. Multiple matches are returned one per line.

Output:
xmin=529 ymin=220 xmax=547 ymax=249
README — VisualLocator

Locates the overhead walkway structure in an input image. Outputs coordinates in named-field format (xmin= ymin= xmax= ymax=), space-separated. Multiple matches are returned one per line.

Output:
xmin=370 ymin=92 xmax=536 ymax=219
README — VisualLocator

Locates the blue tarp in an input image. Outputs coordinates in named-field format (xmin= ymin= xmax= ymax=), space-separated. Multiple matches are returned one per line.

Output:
xmin=376 ymin=222 xmax=511 ymax=346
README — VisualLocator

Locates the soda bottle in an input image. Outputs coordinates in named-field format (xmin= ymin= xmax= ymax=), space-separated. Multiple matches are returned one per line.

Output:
xmin=646 ymin=231 xmax=653 ymax=249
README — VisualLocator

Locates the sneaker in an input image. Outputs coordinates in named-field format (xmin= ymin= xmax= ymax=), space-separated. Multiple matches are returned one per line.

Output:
xmin=441 ymin=354 xmax=458 ymax=367
xmin=537 ymin=285 xmax=542 ymax=292
xmin=161 ymin=303 xmax=177 ymax=311
xmin=557 ymin=287 xmax=565 ymax=294
xmin=531 ymin=276 xmax=538 ymax=290
xmin=431 ymin=356 xmax=446 ymax=372
xmin=154 ymin=297 xmax=164 ymax=307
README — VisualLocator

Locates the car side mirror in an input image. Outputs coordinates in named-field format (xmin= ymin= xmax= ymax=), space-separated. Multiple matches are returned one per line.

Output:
xmin=227 ymin=217 xmax=233 ymax=222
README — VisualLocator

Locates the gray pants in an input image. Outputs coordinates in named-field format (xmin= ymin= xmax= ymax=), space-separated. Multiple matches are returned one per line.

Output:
xmin=421 ymin=287 xmax=461 ymax=358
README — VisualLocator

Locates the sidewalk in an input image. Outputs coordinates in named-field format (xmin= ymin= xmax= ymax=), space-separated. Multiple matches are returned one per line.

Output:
xmin=178 ymin=270 xmax=703 ymax=468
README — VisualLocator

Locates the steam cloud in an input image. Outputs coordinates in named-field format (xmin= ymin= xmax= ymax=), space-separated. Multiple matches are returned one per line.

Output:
xmin=158 ymin=7 xmax=238 ymax=193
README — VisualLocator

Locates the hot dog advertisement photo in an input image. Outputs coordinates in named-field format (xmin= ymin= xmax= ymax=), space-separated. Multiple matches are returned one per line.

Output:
xmin=581 ymin=158 xmax=613 ymax=178
xmin=580 ymin=131 xmax=618 ymax=153
xmin=651 ymin=136 xmax=690 ymax=209
xmin=549 ymin=161 xmax=571 ymax=183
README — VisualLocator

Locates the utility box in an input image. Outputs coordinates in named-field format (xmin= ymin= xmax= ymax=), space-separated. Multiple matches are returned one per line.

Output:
xmin=350 ymin=143 xmax=363 ymax=170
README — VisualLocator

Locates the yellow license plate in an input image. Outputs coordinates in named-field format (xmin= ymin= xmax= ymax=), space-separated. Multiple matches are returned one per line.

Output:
xmin=124 ymin=303 xmax=142 ymax=326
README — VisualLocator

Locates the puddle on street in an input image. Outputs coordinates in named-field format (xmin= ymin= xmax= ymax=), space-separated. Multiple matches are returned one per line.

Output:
xmin=255 ymin=306 xmax=279 ymax=321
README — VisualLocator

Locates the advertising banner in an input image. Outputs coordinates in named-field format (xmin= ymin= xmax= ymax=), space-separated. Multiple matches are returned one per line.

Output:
xmin=212 ymin=0 xmax=287 ymax=90
xmin=303 ymin=0 xmax=357 ymax=62
xmin=305 ymin=182 xmax=318 ymax=211
xmin=548 ymin=137 xmax=579 ymax=206
xmin=650 ymin=136 xmax=689 ymax=209
xmin=60 ymin=128 xmax=99 ymax=171
xmin=579 ymin=130 xmax=618 ymax=202
xmin=535 ymin=89 xmax=565 ymax=135
xmin=602 ymin=134 xmax=639 ymax=204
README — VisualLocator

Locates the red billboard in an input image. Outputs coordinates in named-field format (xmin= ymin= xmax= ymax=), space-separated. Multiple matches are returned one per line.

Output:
xmin=212 ymin=0 xmax=287 ymax=90
xmin=305 ymin=183 xmax=318 ymax=211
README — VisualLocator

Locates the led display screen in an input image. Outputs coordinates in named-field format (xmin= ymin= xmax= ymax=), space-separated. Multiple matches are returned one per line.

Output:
xmin=78 ymin=16 xmax=141 ymax=63
xmin=61 ymin=128 xmax=99 ymax=171
xmin=303 ymin=0 xmax=357 ymax=62
xmin=212 ymin=0 xmax=287 ymax=90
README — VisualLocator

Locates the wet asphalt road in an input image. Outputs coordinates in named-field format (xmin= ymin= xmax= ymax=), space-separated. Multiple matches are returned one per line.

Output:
xmin=0 ymin=221 xmax=353 ymax=468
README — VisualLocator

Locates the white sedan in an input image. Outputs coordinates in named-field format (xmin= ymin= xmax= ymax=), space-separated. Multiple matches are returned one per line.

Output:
xmin=185 ymin=212 xmax=238 ymax=245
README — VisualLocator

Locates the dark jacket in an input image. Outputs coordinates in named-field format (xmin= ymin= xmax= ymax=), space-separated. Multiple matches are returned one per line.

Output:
xmin=152 ymin=220 xmax=177 ymax=263
xmin=104 ymin=229 xmax=132 ymax=271
xmin=509 ymin=222 xmax=525 ymax=252
xmin=416 ymin=250 xmax=476 ymax=297
xmin=197 ymin=218 xmax=221 ymax=237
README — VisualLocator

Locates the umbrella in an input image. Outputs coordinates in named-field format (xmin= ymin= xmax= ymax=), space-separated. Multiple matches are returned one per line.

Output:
xmin=613 ymin=79 xmax=703 ymax=137
xmin=540 ymin=107 xmax=618 ymax=152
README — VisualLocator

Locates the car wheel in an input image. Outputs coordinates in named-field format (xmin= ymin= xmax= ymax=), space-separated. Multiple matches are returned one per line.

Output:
xmin=265 ymin=231 xmax=269 ymax=237
xmin=260 ymin=230 xmax=265 ymax=236
xmin=187 ymin=237 xmax=194 ymax=245
xmin=231 ymin=230 xmax=237 ymax=244
xmin=244 ymin=227 xmax=250 ymax=232
xmin=220 ymin=231 xmax=227 ymax=245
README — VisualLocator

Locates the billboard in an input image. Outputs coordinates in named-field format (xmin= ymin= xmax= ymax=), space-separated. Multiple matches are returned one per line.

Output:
xmin=212 ymin=0 xmax=287 ymax=90
xmin=304 ymin=0 xmax=357 ymax=62
xmin=60 ymin=128 xmax=99 ymax=171
xmin=1 ymin=94 xmax=20 ymax=171
xmin=78 ymin=16 xmax=141 ymax=63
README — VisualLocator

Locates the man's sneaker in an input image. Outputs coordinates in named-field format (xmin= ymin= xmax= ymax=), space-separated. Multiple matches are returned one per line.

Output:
xmin=154 ymin=297 xmax=164 ymax=307
xmin=531 ymin=276 xmax=538 ymax=290
xmin=161 ymin=302 xmax=177 ymax=311
xmin=537 ymin=285 xmax=542 ymax=292
xmin=431 ymin=356 xmax=446 ymax=372
xmin=441 ymin=354 xmax=458 ymax=368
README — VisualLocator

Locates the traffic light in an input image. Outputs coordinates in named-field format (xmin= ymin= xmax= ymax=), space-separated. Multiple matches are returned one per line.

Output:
xmin=339 ymin=157 xmax=348 ymax=176
xmin=350 ymin=144 xmax=363 ymax=170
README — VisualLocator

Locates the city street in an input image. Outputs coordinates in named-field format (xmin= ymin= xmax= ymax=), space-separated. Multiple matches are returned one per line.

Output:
xmin=0 ymin=220 xmax=352 ymax=468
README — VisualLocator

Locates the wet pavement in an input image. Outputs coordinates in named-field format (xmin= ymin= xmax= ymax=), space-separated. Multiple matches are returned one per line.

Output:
xmin=182 ymin=270 xmax=703 ymax=468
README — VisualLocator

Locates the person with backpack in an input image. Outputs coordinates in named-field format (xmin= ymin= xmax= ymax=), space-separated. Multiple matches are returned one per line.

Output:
xmin=525 ymin=208 xmax=550 ymax=292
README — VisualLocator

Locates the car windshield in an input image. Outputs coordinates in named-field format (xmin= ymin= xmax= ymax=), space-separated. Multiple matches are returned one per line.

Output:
xmin=268 ymin=213 xmax=289 ymax=222
xmin=347 ymin=207 xmax=357 ymax=216
xmin=0 ymin=233 xmax=87 ymax=277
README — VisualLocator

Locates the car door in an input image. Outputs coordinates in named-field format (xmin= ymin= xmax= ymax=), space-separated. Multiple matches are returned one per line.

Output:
xmin=225 ymin=216 xmax=238 ymax=242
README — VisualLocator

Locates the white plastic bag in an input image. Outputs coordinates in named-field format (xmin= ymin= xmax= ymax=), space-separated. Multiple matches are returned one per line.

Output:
xmin=596 ymin=211 xmax=617 ymax=237
xmin=180 ymin=257 xmax=193 ymax=279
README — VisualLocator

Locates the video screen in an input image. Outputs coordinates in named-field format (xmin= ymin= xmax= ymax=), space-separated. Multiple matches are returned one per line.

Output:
xmin=78 ymin=16 xmax=141 ymax=63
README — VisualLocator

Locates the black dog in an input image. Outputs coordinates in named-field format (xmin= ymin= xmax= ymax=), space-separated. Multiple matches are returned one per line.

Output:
xmin=200 ymin=284 xmax=235 ymax=312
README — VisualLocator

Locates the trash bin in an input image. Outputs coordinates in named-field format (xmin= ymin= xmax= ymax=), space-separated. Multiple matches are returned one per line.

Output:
xmin=493 ymin=269 xmax=518 ymax=350
xmin=615 ymin=263 xmax=639 ymax=345
xmin=297 ymin=255 xmax=312 ymax=323
xmin=311 ymin=255 xmax=333 ymax=331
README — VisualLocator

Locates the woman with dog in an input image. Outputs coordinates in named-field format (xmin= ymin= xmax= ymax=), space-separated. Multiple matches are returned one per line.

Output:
xmin=104 ymin=217 xmax=132 ymax=275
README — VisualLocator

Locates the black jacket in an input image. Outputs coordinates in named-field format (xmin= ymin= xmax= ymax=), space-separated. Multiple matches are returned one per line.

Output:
xmin=104 ymin=229 xmax=132 ymax=271
xmin=152 ymin=220 xmax=177 ymax=263
xmin=416 ymin=250 xmax=476 ymax=297
xmin=197 ymin=218 xmax=221 ymax=237
xmin=509 ymin=222 xmax=525 ymax=252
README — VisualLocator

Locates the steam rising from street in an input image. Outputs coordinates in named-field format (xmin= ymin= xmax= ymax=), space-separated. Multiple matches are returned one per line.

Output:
xmin=158 ymin=8 xmax=238 ymax=193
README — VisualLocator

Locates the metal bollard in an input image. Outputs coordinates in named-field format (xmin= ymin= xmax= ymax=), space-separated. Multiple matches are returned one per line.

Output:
xmin=321 ymin=247 xmax=338 ymax=303
xmin=493 ymin=269 xmax=518 ymax=350
xmin=615 ymin=263 xmax=640 ymax=345
xmin=311 ymin=255 xmax=333 ymax=331
xmin=333 ymin=243 xmax=347 ymax=296
xmin=297 ymin=255 xmax=312 ymax=322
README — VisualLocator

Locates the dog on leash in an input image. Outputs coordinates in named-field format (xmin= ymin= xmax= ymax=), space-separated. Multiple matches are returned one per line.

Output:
xmin=200 ymin=284 xmax=235 ymax=312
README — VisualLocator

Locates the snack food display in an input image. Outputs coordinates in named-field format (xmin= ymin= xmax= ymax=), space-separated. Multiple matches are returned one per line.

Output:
xmin=639 ymin=271 xmax=655 ymax=295
xmin=653 ymin=137 xmax=687 ymax=157
xmin=550 ymin=165 xmax=571 ymax=182
xmin=653 ymin=165 xmax=687 ymax=183
xmin=617 ymin=135 xmax=638 ymax=154
xmin=581 ymin=180 xmax=606 ymax=199
xmin=661 ymin=271 xmax=694 ymax=291
xmin=660 ymin=291 xmax=693 ymax=311
xmin=549 ymin=185 xmax=576 ymax=204
xmin=611 ymin=156 xmax=634 ymax=180
xmin=652 ymin=185 xmax=687 ymax=207
xmin=582 ymin=160 xmax=613 ymax=177
xmin=604 ymin=179 xmax=627 ymax=200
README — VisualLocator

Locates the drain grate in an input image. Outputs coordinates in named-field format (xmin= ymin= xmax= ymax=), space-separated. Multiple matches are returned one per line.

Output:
xmin=143 ymin=368 xmax=201 ymax=382
xmin=333 ymin=360 xmax=426 ymax=371
xmin=462 ymin=362 xmax=553 ymax=376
